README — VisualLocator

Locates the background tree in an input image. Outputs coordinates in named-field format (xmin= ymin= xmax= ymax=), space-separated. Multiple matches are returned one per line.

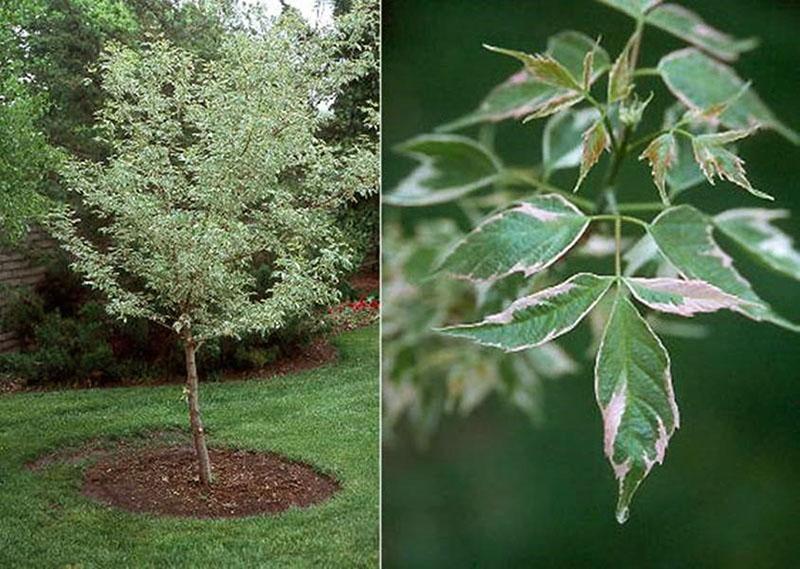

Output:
xmin=49 ymin=2 xmax=378 ymax=484
xmin=0 ymin=0 xmax=235 ymax=242
xmin=0 ymin=1 xmax=60 ymax=242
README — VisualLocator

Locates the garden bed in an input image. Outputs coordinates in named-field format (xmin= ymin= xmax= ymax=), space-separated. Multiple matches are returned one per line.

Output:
xmin=83 ymin=445 xmax=339 ymax=518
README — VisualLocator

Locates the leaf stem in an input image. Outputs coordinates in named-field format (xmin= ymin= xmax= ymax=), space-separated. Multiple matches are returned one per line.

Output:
xmin=584 ymin=93 xmax=618 ymax=150
xmin=601 ymin=124 xmax=631 ymax=189
xmin=614 ymin=216 xmax=622 ymax=277
xmin=633 ymin=67 xmax=660 ymax=77
xmin=591 ymin=214 xmax=649 ymax=230
xmin=616 ymin=201 xmax=665 ymax=213
xmin=627 ymin=129 xmax=666 ymax=153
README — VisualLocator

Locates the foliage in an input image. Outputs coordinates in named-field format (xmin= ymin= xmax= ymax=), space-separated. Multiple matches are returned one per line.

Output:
xmin=0 ymin=0 xmax=235 ymax=242
xmin=382 ymin=221 xmax=578 ymax=446
xmin=0 ymin=1 xmax=61 ymax=242
xmin=385 ymin=0 xmax=799 ymax=522
xmin=50 ymin=4 xmax=377 ymax=344
xmin=0 ymin=254 xmax=335 ymax=388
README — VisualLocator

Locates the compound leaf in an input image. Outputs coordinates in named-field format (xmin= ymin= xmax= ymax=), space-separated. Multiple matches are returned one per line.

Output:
xmin=691 ymin=129 xmax=772 ymax=200
xmin=441 ymin=273 xmax=614 ymax=352
xmin=595 ymin=292 xmax=679 ymax=524
xmin=438 ymin=194 xmax=590 ymax=282
xmin=715 ymin=209 xmax=800 ymax=281
xmin=658 ymin=49 xmax=798 ymax=144
xmin=385 ymin=135 xmax=501 ymax=206
xmin=439 ymin=32 xmax=609 ymax=131
xmin=648 ymin=205 xmax=800 ymax=331
xmin=624 ymin=277 xmax=744 ymax=316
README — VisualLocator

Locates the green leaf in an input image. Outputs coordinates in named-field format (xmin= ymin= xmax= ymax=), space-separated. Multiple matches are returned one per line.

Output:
xmin=646 ymin=4 xmax=757 ymax=61
xmin=639 ymin=133 xmax=677 ymax=204
xmin=437 ymin=194 xmax=590 ymax=282
xmin=385 ymin=135 xmax=501 ymax=206
xmin=596 ymin=0 xmax=663 ymax=18
xmin=691 ymin=128 xmax=772 ymax=200
xmin=608 ymin=32 xmax=638 ymax=103
xmin=483 ymin=45 xmax=581 ymax=91
xmin=598 ymin=2 xmax=757 ymax=61
xmin=624 ymin=277 xmax=744 ymax=316
xmin=441 ymin=273 xmax=614 ymax=352
xmin=439 ymin=32 xmax=609 ymax=131
xmin=595 ymin=292 xmax=679 ymax=524
xmin=658 ymin=49 xmax=799 ymax=144
xmin=542 ymin=108 xmax=601 ymax=176
xmin=715 ymin=209 xmax=800 ymax=281
xmin=648 ymin=205 xmax=800 ymax=331
xmin=574 ymin=119 xmax=611 ymax=192
xmin=522 ymin=92 xmax=586 ymax=122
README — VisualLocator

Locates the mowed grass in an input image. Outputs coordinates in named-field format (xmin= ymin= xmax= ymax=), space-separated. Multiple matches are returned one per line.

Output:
xmin=0 ymin=325 xmax=379 ymax=568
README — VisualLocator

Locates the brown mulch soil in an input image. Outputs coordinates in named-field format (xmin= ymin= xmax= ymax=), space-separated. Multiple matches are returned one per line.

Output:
xmin=84 ymin=446 xmax=339 ymax=519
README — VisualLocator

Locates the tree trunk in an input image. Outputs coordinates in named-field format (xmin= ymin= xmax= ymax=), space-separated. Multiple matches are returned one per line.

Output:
xmin=184 ymin=335 xmax=212 ymax=485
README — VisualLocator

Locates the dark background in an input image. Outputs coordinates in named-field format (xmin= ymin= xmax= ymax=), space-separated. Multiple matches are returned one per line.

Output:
xmin=382 ymin=1 xmax=800 ymax=567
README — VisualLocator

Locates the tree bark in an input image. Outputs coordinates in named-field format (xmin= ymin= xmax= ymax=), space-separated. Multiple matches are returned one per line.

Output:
xmin=184 ymin=334 xmax=212 ymax=485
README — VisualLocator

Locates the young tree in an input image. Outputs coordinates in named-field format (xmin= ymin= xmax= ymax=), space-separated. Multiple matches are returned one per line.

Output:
xmin=50 ymin=3 xmax=378 ymax=485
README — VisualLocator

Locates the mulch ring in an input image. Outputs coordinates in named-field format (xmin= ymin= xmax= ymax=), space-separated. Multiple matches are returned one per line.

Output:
xmin=28 ymin=432 xmax=340 ymax=519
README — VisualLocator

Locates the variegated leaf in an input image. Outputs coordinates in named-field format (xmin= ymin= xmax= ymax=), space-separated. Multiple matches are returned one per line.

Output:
xmin=648 ymin=205 xmax=800 ymax=331
xmin=439 ymin=32 xmax=609 ymax=131
xmin=483 ymin=45 xmax=581 ymax=91
xmin=715 ymin=209 xmax=800 ymax=281
xmin=542 ymin=108 xmax=601 ymax=176
xmin=523 ymin=92 xmax=585 ymax=122
xmin=640 ymin=133 xmax=677 ymax=204
xmin=598 ymin=2 xmax=757 ymax=61
xmin=691 ymin=129 xmax=772 ymax=200
xmin=596 ymin=0 xmax=663 ymax=18
xmin=608 ymin=32 xmax=639 ymax=103
xmin=437 ymin=195 xmax=590 ymax=282
xmin=385 ymin=135 xmax=501 ymax=206
xmin=574 ymin=119 xmax=611 ymax=192
xmin=441 ymin=273 xmax=614 ymax=352
xmin=624 ymin=277 xmax=744 ymax=316
xmin=646 ymin=4 xmax=757 ymax=61
xmin=658 ymin=49 xmax=798 ymax=144
xmin=595 ymin=292 xmax=679 ymax=524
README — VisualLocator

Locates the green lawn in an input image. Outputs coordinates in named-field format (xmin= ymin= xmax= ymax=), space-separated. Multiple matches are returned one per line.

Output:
xmin=0 ymin=325 xmax=379 ymax=568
